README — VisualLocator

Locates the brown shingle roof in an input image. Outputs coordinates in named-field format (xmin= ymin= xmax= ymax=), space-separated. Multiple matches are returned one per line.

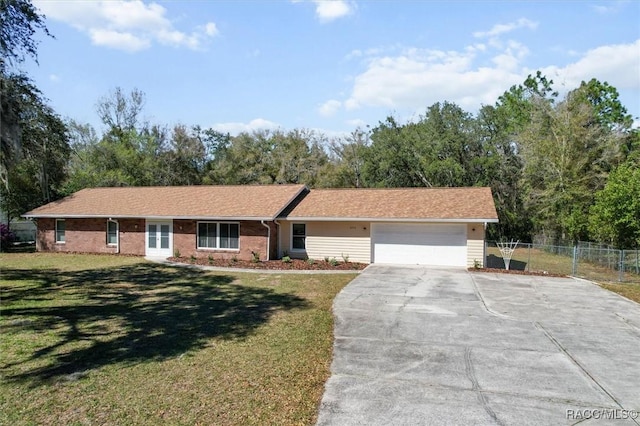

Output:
xmin=283 ymin=187 xmax=498 ymax=221
xmin=24 ymin=185 xmax=306 ymax=220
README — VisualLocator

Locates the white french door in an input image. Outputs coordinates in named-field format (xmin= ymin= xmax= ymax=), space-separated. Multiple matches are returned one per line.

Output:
xmin=145 ymin=220 xmax=173 ymax=257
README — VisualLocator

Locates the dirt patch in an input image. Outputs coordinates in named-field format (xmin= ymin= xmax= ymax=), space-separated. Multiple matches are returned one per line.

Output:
xmin=169 ymin=257 xmax=367 ymax=271
xmin=468 ymin=267 xmax=567 ymax=278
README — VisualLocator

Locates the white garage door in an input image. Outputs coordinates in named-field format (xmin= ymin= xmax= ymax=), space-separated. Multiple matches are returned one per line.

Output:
xmin=372 ymin=223 xmax=467 ymax=266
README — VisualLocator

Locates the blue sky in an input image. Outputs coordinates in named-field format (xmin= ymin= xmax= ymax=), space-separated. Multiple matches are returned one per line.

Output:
xmin=25 ymin=0 xmax=640 ymax=136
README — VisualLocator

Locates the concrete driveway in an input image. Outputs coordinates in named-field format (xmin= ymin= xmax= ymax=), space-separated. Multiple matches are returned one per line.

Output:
xmin=316 ymin=265 xmax=640 ymax=425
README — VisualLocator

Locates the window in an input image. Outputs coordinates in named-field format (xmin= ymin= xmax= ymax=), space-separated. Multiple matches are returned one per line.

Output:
xmin=107 ymin=220 xmax=118 ymax=245
xmin=55 ymin=219 xmax=65 ymax=243
xmin=197 ymin=222 xmax=239 ymax=249
xmin=198 ymin=222 xmax=217 ymax=248
xmin=219 ymin=223 xmax=239 ymax=249
xmin=292 ymin=223 xmax=306 ymax=250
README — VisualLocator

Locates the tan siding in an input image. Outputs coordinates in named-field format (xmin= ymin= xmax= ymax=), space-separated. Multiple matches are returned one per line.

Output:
xmin=306 ymin=236 xmax=370 ymax=263
xmin=279 ymin=220 xmax=371 ymax=263
xmin=467 ymin=223 xmax=485 ymax=267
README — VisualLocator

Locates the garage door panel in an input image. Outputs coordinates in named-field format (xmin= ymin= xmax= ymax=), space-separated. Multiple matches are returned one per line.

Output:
xmin=372 ymin=223 xmax=467 ymax=266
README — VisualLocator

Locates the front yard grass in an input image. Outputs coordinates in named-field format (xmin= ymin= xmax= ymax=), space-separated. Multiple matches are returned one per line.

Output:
xmin=0 ymin=253 xmax=356 ymax=425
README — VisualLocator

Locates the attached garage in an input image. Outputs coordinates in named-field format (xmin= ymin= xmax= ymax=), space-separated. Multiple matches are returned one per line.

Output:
xmin=279 ymin=187 xmax=498 ymax=268
xmin=372 ymin=223 xmax=467 ymax=266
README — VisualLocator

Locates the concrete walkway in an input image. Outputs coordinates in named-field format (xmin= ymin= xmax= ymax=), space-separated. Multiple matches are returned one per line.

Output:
xmin=317 ymin=265 xmax=640 ymax=425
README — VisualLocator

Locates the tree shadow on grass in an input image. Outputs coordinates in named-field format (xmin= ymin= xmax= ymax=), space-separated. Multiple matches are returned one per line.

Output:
xmin=1 ymin=263 xmax=309 ymax=385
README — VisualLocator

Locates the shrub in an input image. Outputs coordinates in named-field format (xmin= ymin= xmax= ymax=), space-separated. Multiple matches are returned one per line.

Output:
xmin=329 ymin=257 xmax=339 ymax=267
xmin=208 ymin=254 xmax=214 ymax=265
xmin=190 ymin=255 xmax=196 ymax=263
xmin=341 ymin=253 xmax=350 ymax=263
xmin=251 ymin=251 xmax=260 ymax=263
xmin=324 ymin=256 xmax=330 ymax=263
xmin=0 ymin=224 xmax=16 ymax=252
xmin=473 ymin=259 xmax=481 ymax=269
xmin=282 ymin=256 xmax=291 ymax=263
xmin=231 ymin=255 xmax=238 ymax=263
xmin=173 ymin=248 xmax=181 ymax=258
xmin=307 ymin=258 xmax=315 ymax=265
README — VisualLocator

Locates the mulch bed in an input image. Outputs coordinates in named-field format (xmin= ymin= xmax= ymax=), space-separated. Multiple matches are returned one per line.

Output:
xmin=469 ymin=267 xmax=567 ymax=278
xmin=168 ymin=256 xmax=367 ymax=271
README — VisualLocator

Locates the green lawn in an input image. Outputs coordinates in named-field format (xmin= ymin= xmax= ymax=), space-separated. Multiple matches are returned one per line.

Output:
xmin=0 ymin=253 xmax=356 ymax=425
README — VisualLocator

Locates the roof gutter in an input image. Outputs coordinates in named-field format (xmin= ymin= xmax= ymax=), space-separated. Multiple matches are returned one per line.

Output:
xmin=21 ymin=214 xmax=276 ymax=221
xmin=260 ymin=220 xmax=271 ymax=261
xmin=280 ymin=217 xmax=499 ymax=223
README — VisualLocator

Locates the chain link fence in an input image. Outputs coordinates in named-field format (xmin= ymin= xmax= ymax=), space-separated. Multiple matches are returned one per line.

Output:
xmin=486 ymin=241 xmax=640 ymax=283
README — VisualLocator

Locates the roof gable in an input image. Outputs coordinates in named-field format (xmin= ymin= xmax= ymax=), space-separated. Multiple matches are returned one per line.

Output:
xmin=24 ymin=185 xmax=307 ymax=220
xmin=282 ymin=187 xmax=498 ymax=222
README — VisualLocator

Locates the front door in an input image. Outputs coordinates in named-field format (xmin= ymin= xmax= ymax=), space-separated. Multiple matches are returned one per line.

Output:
xmin=146 ymin=220 xmax=173 ymax=257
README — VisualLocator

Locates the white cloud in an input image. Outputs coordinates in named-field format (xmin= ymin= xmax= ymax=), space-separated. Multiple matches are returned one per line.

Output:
xmin=343 ymin=46 xmax=510 ymax=112
xmin=89 ymin=28 xmax=150 ymax=52
xmin=473 ymin=18 xmax=538 ymax=38
xmin=591 ymin=1 xmax=629 ymax=14
xmin=314 ymin=0 xmax=353 ymax=22
xmin=33 ymin=0 xmax=218 ymax=52
xmin=332 ymin=36 xmax=640 ymax=119
xmin=318 ymin=99 xmax=342 ymax=116
xmin=204 ymin=22 xmax=219 ymax=37
xmin=539 ymin=40 xmax=640 ymax=90
xmin=211 ymin=118 xmax=280 ymax=136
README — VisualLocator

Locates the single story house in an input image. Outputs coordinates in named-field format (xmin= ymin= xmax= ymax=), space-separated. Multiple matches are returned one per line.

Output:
xmin=23 ymin=185 xmax=498 ymax=267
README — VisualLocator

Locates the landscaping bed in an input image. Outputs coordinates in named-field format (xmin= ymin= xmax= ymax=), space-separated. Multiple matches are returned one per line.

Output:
xmin=169 ymin=256 xmax=368 ymax=271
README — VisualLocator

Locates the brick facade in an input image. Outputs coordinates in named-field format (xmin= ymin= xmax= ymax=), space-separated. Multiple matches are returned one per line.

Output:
xmin=35 ymin=218 xmax=276 ymax=261
xmin=173 ymin=219 xmax=277 ymax=261
xmin=36 ymin=218 xmax=146 ymax=255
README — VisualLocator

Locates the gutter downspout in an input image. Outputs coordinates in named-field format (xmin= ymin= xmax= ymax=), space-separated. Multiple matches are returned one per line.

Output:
xmin=261 ymin=220 xmax=270 ymax=261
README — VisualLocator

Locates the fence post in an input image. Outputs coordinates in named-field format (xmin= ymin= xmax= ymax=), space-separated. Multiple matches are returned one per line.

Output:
xmin=636 ymin=249 xmax=639 ymax=274
xmin=572 ymin=245 xmax=578 ymax=276
xmin=527 ymin=243 xmax=531 ymax=272
xmin=618 ymin=250 xmax=624 ymax=282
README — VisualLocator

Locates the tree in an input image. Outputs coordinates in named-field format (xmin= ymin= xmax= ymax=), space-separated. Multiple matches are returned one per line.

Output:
xmin=589 ymin=161 xmax=640 ymax=249
xmin=96 ymin=87 xmax=145 ymax=132
xmin=476 ymin=104 xmax=530 ymax=240
xmin=1 ymin=0 xmax=53 ymax=189
xmin=63 ymin=88 xmax=172 ymax=189
xmin=574 ymin=78 xmax=633 ymax=131
xmin=363 ymin=102 xmax=492 ymax=189
xmin=326 ymin=128 xmax=369 ymax=188
xmin=0 ymin=0 xmax=50 ymax=66
xmin=0 ymin=85 xmax=70 ymax=220
xmin=203 ymin=128 xmax=329 ymax=186
xmin=160 ymin=124 xmax=206 ymax=185
xmin=518 ymin=88 xmax=619 ymax=243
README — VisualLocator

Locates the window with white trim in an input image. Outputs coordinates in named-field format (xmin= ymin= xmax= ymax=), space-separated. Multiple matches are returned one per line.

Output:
xmin=107 ymin=220 xmax=118 ymax=245
xmin=55 ymin=219 xmax=65 ymax=243
xmin=292 ymin=223 xmax=306 ymax=250
xmin=197 ymin=222 xmax=239 ymax=249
